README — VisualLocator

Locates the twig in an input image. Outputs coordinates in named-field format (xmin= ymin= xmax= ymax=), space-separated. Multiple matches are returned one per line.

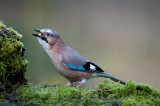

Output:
xmin=91 ymin=89 xmax=111 ymax=92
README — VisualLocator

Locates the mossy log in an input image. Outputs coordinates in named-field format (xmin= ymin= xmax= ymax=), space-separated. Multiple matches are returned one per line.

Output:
xmin=0 ymin=22 xmax=160 ymax=105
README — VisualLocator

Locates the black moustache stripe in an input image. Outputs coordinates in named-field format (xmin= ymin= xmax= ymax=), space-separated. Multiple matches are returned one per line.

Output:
xmin=41 ymin=36 xmax=48 ymax=43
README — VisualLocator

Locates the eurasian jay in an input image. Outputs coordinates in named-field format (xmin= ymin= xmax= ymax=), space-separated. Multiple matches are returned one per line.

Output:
xmin=32 ymin=28 xmax=126 ymax=87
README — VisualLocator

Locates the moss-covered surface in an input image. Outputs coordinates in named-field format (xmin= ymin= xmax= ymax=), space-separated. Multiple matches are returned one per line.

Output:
xmin=0 ymin=79 xmax=158 ymax=105
xmin=0 ymin=21 xmax=160 ymax=105
xmin=0 ymin=21 xmax=27 ymax=92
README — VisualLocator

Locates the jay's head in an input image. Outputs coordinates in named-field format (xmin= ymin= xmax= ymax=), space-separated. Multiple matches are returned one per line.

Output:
xmin=32 ymin=28 xmax=60 ymax=45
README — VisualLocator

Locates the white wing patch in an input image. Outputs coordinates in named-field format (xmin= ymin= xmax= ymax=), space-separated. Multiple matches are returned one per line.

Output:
xmin=90 ymin=64 xmax=96 ymax=70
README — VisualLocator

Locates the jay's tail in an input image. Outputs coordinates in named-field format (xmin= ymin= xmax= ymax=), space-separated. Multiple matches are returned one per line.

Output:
xmin=98 ymin=72 xmax=126 ymax=85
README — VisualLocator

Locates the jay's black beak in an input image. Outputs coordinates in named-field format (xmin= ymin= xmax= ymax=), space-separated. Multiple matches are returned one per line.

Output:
xmin=32 ymin=34 xmax=40 ymax=37
xmin=32 ymin=29 xmax=48 ymax=43
xmin=34 ymin=29 xmax=41 ymax=33
xmin=32 ymin=29 xmax=41 ymax=37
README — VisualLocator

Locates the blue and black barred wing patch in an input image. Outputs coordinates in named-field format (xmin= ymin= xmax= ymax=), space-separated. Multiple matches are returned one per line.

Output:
xmin=64 ymin=62 xmax=104 ymax=73
xmin=64 ymin=63 xmax=86 ymax=71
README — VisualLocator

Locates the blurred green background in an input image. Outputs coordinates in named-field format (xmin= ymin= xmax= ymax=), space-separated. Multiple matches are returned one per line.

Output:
xmin=0 ymin=0 xmax=160 ymax=89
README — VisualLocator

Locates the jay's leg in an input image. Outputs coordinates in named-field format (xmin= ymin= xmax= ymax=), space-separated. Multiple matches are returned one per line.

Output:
xmin=76 ymin=79 xmax=87 ymax=88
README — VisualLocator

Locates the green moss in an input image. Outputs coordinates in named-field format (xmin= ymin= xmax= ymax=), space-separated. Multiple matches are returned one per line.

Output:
xmin=14 ymin=79 xmax=160 ymax=105
xmin=0 ymin=21 xmax=27 ymax=92
xmin=96 ymin=79 xmax=160 ymax=105
xmin=0 ymin=21 xmax=6 ymax=28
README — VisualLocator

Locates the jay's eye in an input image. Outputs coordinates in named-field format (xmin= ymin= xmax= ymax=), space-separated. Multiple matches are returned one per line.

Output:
xmin=41 ymin=33 xmax=44 ymax=36
xmin=47 ymin=33 xmax=50 ymax=36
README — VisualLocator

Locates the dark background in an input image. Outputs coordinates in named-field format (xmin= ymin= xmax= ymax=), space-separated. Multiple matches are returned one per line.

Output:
xmin=0 ymin=0 xmax=160 ymax=89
